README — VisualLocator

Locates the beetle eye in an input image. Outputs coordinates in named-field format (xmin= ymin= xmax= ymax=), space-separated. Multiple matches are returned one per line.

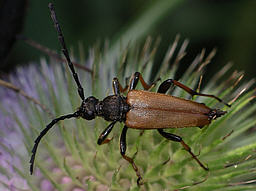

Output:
xmin=84 ymin=111 xmax=95 ymax=120
xmin=80 ymin=96 xmax=98 ymax=120
xmin=87 ymin=110 xmax=93 ymax=116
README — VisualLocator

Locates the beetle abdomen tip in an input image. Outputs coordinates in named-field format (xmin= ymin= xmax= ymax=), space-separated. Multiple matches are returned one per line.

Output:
xmin=208 ymin=109 xmax=227 ymax=120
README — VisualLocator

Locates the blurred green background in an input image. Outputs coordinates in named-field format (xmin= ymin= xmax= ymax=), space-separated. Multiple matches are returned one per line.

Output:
xmin=3 ymin=0 xmax=256 ymax=81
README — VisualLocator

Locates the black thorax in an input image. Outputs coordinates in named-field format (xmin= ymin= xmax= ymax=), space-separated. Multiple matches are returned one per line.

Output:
xmin=96 ymin=95 xmax=130 ymax=122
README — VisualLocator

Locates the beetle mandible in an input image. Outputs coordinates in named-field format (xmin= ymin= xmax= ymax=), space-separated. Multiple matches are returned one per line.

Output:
xmin=30 ymin=3 xmax=231 ymax=185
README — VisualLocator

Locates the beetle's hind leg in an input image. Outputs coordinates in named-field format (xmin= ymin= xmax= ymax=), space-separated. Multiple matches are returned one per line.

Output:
xmin=158 ymin=79 xmax=231 ymax=107
xmin=158 ymin=129 xmax=209 ymax=171
xmin=120 ymin=126 xmax=143 ymax=186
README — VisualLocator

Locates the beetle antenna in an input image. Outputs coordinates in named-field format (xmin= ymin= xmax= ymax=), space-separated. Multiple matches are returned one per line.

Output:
xmin=30 ymin=111 xmax=80 ymax=174
xmin=48 ymin=3 xmax=85 ymax=101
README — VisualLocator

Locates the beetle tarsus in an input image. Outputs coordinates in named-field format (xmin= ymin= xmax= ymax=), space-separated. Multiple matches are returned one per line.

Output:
xmin=158 ymin=129 xmax=209 ymax=171
xmin=180 ymin=140 xmax=209 ymax=171
xmin=137 ymin=176 xmax=143 ymax=186
xmin=120 ymin=126 xmax=143 ymax=185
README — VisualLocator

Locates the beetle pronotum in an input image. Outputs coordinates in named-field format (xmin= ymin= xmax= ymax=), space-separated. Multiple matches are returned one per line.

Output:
xmin=30 ymin=3 xmax=231 ymax=185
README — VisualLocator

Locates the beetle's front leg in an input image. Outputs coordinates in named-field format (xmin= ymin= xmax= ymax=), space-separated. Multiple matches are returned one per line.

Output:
xmin=113 ymin=72 xmax=159 ymax=94
xmin=112 ymin=78 xmax=128 ymax=95
xmin=97 ymin=121 xmax=116 ymax=145
xmin=158 ymin=129 xmax=209 ymax=171
xmin=120 ymin=126 xmax=143 ymax=186
xmin=129 ymin=72 xmax=158 ymax=91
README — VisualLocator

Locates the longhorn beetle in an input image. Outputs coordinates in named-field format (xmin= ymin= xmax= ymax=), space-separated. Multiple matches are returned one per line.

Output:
xmin=30 ymin=3 xmax=231 ymax=185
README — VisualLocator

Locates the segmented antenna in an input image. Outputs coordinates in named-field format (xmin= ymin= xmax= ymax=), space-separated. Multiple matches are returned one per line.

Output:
xmin=30 ymin=112 xmax=79 ymax=174
xmin=48 ymin=3 xmax=85 ymax=101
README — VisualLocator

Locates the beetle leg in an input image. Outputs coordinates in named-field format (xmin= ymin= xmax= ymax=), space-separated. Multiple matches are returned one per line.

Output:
xmin=157 ymin=79 xmax=174 ymax=94
xmin=112 ymin=78 xmax=128 ymax=95
xmin=158 ymin=129 xmax=209 ymax=171
xmin=129 ymin=72 xmax=156 ymax=91
xmin=158 ymin=79 xmax=231 ymax=107
xmin=120 ymin=126 xmax=143 ymax=186
xmin=97 ymin=121 xmax=116 ymax=145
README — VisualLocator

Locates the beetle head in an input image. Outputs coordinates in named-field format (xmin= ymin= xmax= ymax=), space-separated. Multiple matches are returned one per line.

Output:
xmin=78 ymin=96 xmax=99 ymax=120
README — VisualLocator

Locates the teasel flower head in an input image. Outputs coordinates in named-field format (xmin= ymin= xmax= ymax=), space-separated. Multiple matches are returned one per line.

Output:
xmin=0 ymin=36 xmax=255 ymax=191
